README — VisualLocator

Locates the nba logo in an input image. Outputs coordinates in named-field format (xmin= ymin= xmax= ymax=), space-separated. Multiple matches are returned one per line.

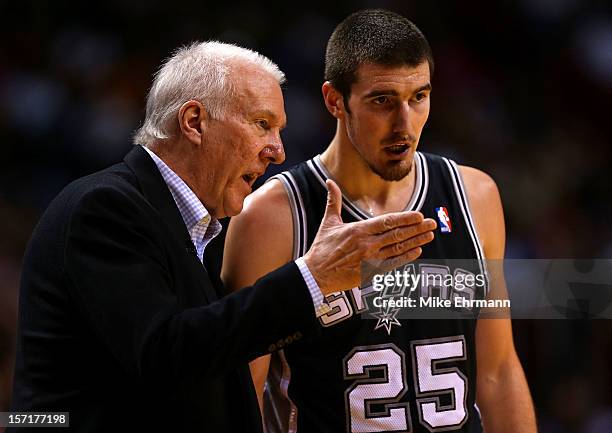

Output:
xmin=435 ymin=207 xmax=452 ymax=233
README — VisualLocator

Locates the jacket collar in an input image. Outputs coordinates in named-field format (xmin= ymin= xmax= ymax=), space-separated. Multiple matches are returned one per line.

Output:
xmin=123 ymin=145 xmax=219 ymax=302
xmin=124 ymin=145 xmax=194 ymax=246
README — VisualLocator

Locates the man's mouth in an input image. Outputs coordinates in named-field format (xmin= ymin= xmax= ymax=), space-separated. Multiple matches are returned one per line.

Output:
xmin=242 ymin=173 xmax=259 ymax=187
xmin=384 ymin=144 xmax=410 ymax=156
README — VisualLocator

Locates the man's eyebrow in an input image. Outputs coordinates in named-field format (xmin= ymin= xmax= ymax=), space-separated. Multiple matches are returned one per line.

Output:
xmin=415 ymin=83 xmax=432 ymax=93
xmin=363 ymin=83 xmax=432 ymax=99
xmin=363 ymin=89 xmax=400 ymax=98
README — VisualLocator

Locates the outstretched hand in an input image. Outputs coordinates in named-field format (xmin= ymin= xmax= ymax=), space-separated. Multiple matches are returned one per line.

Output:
xmin=302 ymin=179 xmax=436 ymax=295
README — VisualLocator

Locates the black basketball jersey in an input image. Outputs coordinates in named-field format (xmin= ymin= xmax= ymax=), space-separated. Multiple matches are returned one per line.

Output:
xmin=265 ymin=152 xmax=488 ymax=433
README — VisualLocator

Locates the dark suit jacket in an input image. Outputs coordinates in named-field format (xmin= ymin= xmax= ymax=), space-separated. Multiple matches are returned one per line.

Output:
xmin=10 ymin=146 xmax=319 ymax=432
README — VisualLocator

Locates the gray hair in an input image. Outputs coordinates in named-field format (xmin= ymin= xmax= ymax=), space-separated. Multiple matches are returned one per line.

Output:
xmin=133 ymin=41 xmax=285 ymax=146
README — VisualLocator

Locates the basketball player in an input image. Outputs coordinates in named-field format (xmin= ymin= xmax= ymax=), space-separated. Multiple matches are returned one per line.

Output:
xmin=222 ymin=9 xmax=536 ymax=433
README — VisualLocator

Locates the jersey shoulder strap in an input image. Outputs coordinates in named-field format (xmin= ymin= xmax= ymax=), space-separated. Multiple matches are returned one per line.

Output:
xmin=267 ymin=160 xmax=321 ymax=260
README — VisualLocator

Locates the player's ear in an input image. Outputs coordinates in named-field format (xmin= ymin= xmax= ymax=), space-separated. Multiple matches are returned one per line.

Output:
xmin=178 ymin=100 xmax=209 ymax=145
xmin=322 ymin=81 xmax=347 ymax=120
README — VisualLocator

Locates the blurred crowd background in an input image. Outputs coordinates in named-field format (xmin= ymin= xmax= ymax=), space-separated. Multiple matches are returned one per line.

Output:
xmin=1 ymin=1 xmax=611 ymax=432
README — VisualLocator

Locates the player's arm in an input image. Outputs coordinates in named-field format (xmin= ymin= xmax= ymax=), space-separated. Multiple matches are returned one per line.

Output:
xmin=221 ymin=179 xmax=294 ymax=411
xmin=460 ymin=166 xmax=537 ymax=433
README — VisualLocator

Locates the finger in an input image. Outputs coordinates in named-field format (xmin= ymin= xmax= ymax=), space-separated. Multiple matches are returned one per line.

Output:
xmin=378 ymin=247 xmax=423 ymax=273
xmin=375 ymin=231 xmax=435 ymax=260
xmin=363 ymin=211 xmax=424 ymax=234
xmin=321 ymin=179 xmax=343 ymax=225
xmin=373 ymin=219 xmax=437 ymax=249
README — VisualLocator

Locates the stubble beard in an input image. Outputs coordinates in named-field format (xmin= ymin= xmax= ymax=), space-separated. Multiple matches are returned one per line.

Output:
xmin=368 ymin=157 xmax=413 ymax=181
xmin=347 ymin=120 xmax=414 ymax=182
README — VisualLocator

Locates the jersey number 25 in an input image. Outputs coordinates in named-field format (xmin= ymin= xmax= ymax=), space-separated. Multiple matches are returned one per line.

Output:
xmin=343 ymin=335 xmax=468 ymax=433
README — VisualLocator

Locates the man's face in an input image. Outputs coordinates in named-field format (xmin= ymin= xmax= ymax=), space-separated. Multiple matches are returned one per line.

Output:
xmin=343 ymin=61 xmax=431 ymax=181
xmin=199 ymin=66 xmax=286 ymax=218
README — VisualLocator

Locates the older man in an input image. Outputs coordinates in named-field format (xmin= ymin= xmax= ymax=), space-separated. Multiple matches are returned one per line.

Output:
xmin=10 ymin=42 xmax=435 ymax=432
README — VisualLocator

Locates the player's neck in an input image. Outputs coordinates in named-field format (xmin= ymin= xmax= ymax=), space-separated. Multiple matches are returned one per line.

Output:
xmin=320 ymin=134 xmax=416 ymax=216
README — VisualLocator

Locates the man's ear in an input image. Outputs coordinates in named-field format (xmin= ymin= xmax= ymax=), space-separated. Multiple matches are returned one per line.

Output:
xmin=178 ymin=100 xmax=208 ymax=145
xmin=322 ymin=81 xmax=348 ymax=120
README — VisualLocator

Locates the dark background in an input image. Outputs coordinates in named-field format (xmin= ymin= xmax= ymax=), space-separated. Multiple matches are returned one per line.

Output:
xmin=1 ymin=1 xmax=611 ymax=432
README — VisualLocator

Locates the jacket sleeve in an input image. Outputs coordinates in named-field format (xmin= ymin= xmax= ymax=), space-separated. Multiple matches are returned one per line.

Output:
xmin=63 ymin=185 xmax=319 ymax=386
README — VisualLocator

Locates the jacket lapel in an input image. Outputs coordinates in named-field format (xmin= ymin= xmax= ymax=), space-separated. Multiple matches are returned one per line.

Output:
xmin=123 ymin=145 xmax=219 ymax=303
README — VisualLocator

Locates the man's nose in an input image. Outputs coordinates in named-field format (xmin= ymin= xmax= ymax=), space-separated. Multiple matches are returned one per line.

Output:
xmin=260 ymin=136 xmax=285 ymax=165
xmin=393 ymin=101 xmax=411 ymax=133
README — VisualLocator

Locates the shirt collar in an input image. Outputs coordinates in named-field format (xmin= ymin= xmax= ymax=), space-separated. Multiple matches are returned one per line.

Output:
xmin=141 ymin=145 xmax=222 ymax=247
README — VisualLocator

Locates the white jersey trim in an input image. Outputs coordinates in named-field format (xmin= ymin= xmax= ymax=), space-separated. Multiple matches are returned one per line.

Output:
xmin=265 ymin=175 xmax=304 ymax=432
xmin=268 ymin=173 xmax=308 ymax=259
xmin=442 ymin=158 xmax=489 ymax=294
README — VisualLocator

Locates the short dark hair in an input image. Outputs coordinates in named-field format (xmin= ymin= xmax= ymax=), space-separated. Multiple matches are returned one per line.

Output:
xmin=325 ymin=9 xmax=434 ymax=104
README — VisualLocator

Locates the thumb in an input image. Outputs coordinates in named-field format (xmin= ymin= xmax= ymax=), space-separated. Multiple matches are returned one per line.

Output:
xmin=322 ymin=179 xmax=343 ymax=225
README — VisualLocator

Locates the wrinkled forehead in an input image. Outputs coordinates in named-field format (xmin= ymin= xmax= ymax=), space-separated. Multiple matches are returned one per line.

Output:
xmin=236 ymin=70 xmax=280 ymax=97
xmin=352 ymin=61 xmax=431 ymax=92
xmin=229 ymin=66 xmax=284 ymax=109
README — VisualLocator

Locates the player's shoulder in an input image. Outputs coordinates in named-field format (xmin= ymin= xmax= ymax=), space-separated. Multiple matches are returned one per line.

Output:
xmin=226 ymin=177 xmax=293 ymax=256
xmin=456 ymin=165 xmax=505 ymax=257
xmin=419 ymin=151 xmax=500 ymax=205
xmin=223 ymin=177 xmax=294 ymax=289
xmin=236 ymin=177 xmax=292 ymax=225
xmin=457 ymin=165 xmax=501 ymax=206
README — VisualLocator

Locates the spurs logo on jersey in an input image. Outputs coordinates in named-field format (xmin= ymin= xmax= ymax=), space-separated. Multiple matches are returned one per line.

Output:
xmin=318 ymin=261 xmax=484 ymax=336
xmin=265 ymin=152 xmax=487 ymax=433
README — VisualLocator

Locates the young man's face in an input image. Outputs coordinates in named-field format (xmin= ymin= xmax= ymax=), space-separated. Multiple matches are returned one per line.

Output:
xmin=344 ymin=61 xmax=431 ymax=181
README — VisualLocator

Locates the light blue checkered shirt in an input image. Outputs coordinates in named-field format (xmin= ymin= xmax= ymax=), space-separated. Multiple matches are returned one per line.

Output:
xmin=142 ymin=146 xmax=329 ymax=317
xmin=142 ymin=146 xmax=221 ymax=262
